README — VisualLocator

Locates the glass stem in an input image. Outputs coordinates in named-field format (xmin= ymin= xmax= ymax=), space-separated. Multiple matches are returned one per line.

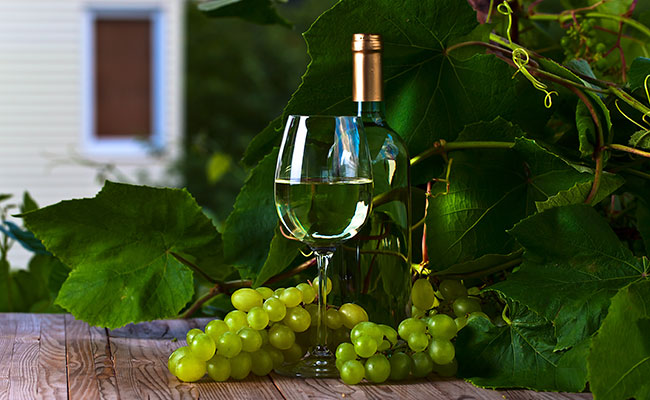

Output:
xmin=314 ymin=250 xmax=333 ymax=356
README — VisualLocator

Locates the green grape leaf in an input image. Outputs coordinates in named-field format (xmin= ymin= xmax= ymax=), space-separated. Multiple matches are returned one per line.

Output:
xmin=0 ymin=194 xmax=12 ymax=203
xmin=222 ymin=149 xmax=280 ymax=280
xmin=628 ymin=57 xmax=650 ymax=91
xmin=198 ymin=0 xmax=291 ymax=28
xmin=576 ymin=101 xmax=595 ymax=157
xmin=0 ymin=258 xmax=9 ymax=310
xmin=245 ymin=0 xmax=551 ymax=166
xmin=629 ymin=129 xmax=650 ymax=150
xmin=456 ymin=300 xmax=587 ymax=392
xmin=426 ymin=125 xmax=602 ymax=270
xmin=22 ymin=182 xmax=226 ymax=328
xmin=588 ymin=280 xmax=650 ymax=400
xmin=253 ymin=227 xmax=304 ymax=287
xmin=491 ymin=205 xmax=648 ymax=350
xmin=535 ymin=171 xmax=624 ymax=211
xmin=241 ymin=116 xmax=283 ymax=169
xmin=0 ymin=254 xmax=66 ymax=312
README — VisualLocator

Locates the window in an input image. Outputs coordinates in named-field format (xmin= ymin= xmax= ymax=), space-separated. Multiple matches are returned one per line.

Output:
xmin=83 ymin=9 xmax=164 ymax=156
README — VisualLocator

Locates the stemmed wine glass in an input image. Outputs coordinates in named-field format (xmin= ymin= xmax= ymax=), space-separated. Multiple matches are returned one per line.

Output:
xmin=274 ymin=115 xmax=373 ymax=378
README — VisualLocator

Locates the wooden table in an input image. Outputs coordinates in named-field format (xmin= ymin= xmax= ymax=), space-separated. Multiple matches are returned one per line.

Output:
xmin=0 ymin=313 xmax=592 ymax=399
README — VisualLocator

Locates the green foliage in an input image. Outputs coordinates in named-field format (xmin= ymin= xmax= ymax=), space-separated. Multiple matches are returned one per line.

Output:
xmin=588 ymin=279 xmax=650 ymax=400
xmin=198 ymin=0 xmax=291 ymax=27
xmin=22 ymin=182 xmax=230 ymax=328
xmin=456 ymin=300 xmax=587 ymax=391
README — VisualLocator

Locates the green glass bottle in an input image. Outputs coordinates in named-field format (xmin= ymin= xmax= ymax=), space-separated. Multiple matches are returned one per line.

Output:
xmin=336 ymin=33 xmax=412 ymax=327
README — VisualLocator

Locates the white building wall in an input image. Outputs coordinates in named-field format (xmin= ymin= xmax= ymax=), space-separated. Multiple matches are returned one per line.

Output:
xmin=0 ymin=0 xmax=185 ymax=268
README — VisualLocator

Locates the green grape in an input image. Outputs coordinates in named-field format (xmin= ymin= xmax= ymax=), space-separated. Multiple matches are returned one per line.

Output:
xmin=336 ymin=342 xmax=357 ymax=361
xmin=398 ymin=318 xmax=426 ymax=340
xmin=439 ymin=280 xmax=467 ymax=301
xmin=256 ymin=286 xmax=275 ymax=299
xmin=595 ymin=42 xmax=607 ymax=53
xmin=411 ymin=352 xmax=433 ymax=378
xmin=296 ymin=283 xmax=316 ymax=304
xmin=312 ymin=276 xmax=332 ymax=295
xmin=340 ymin=360 xmax=365 ymax=384
xmin=216 ymin=331 xmax=242 ymax=358
xmin=411 ymin=305 xmax=426 ymax=319
xmin=389 ymin=352 xmax=412 ymax=381
xmin=365 ymin=354 xmax=391 ymax=383
xmin=168 ymin=346 xmax=190 ymax=375
xmin=175 ymin=355 xmax=207 ymax=382
xmin=455 ymin=316 xmax=468 ymax=331
xmin=339 ymin=303 xmax=369 ymax=329
xmin=452 ymin=296 xmax=481 ymax=317
xmin=206 ymin=354 xmax=230 ymax=382
xmin=586 ymin=38 xmax=596 ymax=48
xmin=259 ymin=328 xmax=269 ymax=346
xmin=251 ymin=349 xmax=274 ymax=376
xmin=596 ymin=57 xmax=609 ymax=69
xmin=279 ymin=287 xmax=303 ymax=308
xmin=269 ymin=323 xmax=296 ymax=350
xmin=186 ymin=328 xmax=203 ymax=344
xmin=189 ymin=333 xmax=216 ymax=361
xmin=468 ymin=311 xmax=490 ymax=322
xmin=411 ymin=278 xmax=435 ymax=310
xmin=326 ymin=308 xmax=343 ymax=329
xmin=283 ymin=307 xmax=311 ymax=332
xmin=305 ymin=303 xmax=318 ymax=327
xmin=427 ymin=314 xmax=457 ymax=340
xmin=247 ymin=306 xmax=270 ymax=330
xmin=283 ymin=342 xmax=304 ymax=363
xmin=560 ymin=36 xmax=571 ymax=48
xmin=225 ymin=310 xmax=249 ymax=332
xmin=229 ymin=352 xmax=252 ymax=380
xmin=231 ymin=288 xmax=264 ymax=312
xmin=353 ymin=335 xmax=378 ymax=358
xmin=336 ymin=358 xmax=346 ymax=371
xmin=377 ymin=340 xmax=391 ymax=352
xmin=428 ymin=339 xmax=455 ymax=365
xmin=467 ymin=287 xmax=480 ymax=296
xmin=407 ymin=331 xmax=429 ymax=352
xmin=263 ymin=297 xmax=287 ymax=322
xmin=432 ymin=358 xmax=458 ymax=378
xmin=351 ymin=322 xmax=383 ymax=344
xmin=237 ymin=327 xmax=263 ymax=352
xmin=205 ymin=320 xmax=229 ymax=343
xmin=274 ymin=288 xmax=284 ymax=298
xmin=379 ymin=324 xmax=398 ymax=345
xmin=264 ymin=345 xmax=285 ymax=368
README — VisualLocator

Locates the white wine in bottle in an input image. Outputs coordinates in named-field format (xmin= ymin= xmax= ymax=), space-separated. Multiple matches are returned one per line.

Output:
xmin=336 ymin=33 xmax=412 ymax=327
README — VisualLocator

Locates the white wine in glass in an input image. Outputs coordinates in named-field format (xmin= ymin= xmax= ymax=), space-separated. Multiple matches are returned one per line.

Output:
xmin=274 ymin=115 xmax=373 ymax=377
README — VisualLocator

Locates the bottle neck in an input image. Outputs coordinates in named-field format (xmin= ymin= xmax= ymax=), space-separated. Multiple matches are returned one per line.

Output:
xmin=356 ymin=101 xmax=386 ymax=122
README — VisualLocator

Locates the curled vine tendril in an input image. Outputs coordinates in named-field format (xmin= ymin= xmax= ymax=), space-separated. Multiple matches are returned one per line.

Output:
xmin=615 ymin=75 xmax=650 ymax=140
xmin=498 ymin=1 xmax=558 ymax=108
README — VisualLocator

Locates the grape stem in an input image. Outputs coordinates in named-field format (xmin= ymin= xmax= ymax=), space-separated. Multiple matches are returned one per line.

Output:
xmin=607 ymin=144 xmax=650 ymax=158
xmin=434 ymin=257 xmax=523 ymax=280
xmin=170 ymin=251 xmax=219 ymax=284
xmin=528 ymin=12 xmax=650 ymax=40
xmin=179 ymin=257 xmax=316 ymax=319
xmin=410 ymin=140 xmax=515 ymax=167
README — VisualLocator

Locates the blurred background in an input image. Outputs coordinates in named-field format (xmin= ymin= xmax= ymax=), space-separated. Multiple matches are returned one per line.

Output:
xmin=0 ymin=0 xmax=336 ymax=267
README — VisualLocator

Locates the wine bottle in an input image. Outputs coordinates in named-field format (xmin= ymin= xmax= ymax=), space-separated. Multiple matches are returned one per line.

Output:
xmin=336 ymin=33 xmax=412 ymax=327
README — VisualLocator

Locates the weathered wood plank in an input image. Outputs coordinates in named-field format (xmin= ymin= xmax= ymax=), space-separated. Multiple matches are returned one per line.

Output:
xmin=108 ymin=318 xmax=284 ymax=400
xmin=503 ymin=390 xmax=593 ymax=399
xmin=36 ymin=314 xmax=68 ymax=399
xmin=0 ymin=313 xmax=18 ymax=400
xmin=7 ymin=313 xmax=40 ymax=399
xmin=65 ymin=314 xmax=119 ymax=400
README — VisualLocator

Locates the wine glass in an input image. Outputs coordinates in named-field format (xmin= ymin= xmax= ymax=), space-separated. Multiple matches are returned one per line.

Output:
xmin=274 ymin=115 xmax=373 ymax=377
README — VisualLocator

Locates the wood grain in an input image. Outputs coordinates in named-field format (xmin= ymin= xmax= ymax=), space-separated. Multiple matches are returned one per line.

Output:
xmin=65 ymin=314 xmax=119 ymax=400
xmin=7 ymin=313 xmax=40 ymax=399
xmin=36 ymin=314 xmax=68 ymax=399
xmin=0 ymin=313 xmax=17 ymax=399
xmin=0 ymin=314 xmax=595 ymax=400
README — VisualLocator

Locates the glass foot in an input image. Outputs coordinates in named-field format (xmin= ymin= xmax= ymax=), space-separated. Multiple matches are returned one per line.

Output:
xmin=274 ymin=351 xmax=338 ymax=378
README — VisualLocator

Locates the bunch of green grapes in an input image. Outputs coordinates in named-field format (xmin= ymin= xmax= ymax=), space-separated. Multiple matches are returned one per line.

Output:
xmin=168 ymin=276 xmax=366 ymax=382
xmin=560 ymin=18 xmax=610 ymax=68
xmin=335 ymin=278 xmax=488 ymax=384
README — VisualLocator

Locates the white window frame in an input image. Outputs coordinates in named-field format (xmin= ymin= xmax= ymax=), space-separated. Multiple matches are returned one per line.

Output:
xmin=81 ymin=7 xmax=165 ymax=157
